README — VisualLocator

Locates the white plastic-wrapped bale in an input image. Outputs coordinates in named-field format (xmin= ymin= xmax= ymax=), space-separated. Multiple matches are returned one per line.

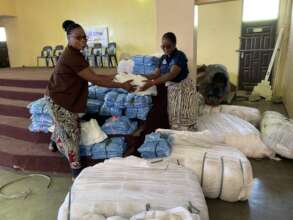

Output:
xmin=157 ymin=129 xmax=253 ymax=202
xmin=57 ymin=156 xmax=209 ymax=220
xmin=197 ymin=113 xmax=274 ymax=158
xmin=261 ymin=111 xmax=293 ymax=159
xmin=202 ymin=105 xmax=261 ymax=126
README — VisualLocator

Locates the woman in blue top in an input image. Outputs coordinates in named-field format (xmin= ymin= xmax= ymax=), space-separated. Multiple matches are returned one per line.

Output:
xmin=141 ymin=32 xmax=197 ymax=132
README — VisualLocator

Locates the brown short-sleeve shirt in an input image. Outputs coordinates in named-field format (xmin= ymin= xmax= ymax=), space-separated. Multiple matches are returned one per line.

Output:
xmin=47 ymin=46 xmax=89 ymax=113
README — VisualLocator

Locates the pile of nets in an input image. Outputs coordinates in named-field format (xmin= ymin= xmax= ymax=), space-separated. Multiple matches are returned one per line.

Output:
xmin=138 ymin=132 xmax=171 ymax=158
xmin=27 ymin=97 xmax=53 ymax=133
xmin=132 ymin=55 xmax=160 ymax=75
xmin=101 ymin=116 xmax=138 ymax=135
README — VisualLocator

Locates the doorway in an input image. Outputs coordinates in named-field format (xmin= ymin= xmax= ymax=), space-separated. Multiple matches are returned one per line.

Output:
xmin=0 ymin=27 xmax=10 ymax=68
xmin=238 ymin=0 xmax=280 ymax=90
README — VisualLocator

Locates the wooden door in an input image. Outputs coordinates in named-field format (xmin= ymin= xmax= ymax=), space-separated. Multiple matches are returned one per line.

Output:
xmin=238 ymin=21 xmax=276 ymax=90
xmin=0 ymin=42 xmax=10 ymax=68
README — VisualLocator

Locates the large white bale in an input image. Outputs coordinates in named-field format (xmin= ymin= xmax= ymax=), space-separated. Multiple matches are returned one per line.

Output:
xmin=58 ymin=156 xmax=209 ymax=220
xmin=202 ymin=105 xmax=261 ymax=126
xmin=157 ymin=129 xmax=253 ymax=202
xmin=261 ymin=111 xmax=293 ymax=159
xmin=197 ymin=113 xmax=274 ymax=158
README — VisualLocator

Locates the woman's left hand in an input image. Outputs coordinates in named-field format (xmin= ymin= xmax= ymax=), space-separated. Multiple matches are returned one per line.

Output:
xmin=139 ymin=80 xmax=155 ymax=91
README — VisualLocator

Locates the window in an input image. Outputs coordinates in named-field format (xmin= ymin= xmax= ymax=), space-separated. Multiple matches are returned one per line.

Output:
xmin=0 ymin=27 xmax=7 ymax=42
xmin=243 ymin=0 xmax=280 ymax=22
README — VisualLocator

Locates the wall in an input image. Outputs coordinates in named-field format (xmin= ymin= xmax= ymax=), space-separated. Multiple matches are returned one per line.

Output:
xmin=282 ymin=2 xmax=293 ymax=117
xmin=1 ymin=0 xmax=156 ymax=67
xmin=0 ymin=0 xmax=16 ymax=16
xmin=156 ymin=0 xmax=197 ymax=78
xmin=197 ymin=0 xmax=242 ymax=85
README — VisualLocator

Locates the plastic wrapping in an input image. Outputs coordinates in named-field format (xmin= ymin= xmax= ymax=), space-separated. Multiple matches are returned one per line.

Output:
xmin=202 ymin=105 xmax=261 ymax=126
xmin=91 ymin=137 xmax=127 ymax=160
xmin=80 ymin=119 xmax=107 ymax=146
xmin=88 ymin=86 xmax=111 ymax=100
xmin=27 ymin=97 xmax=49 ymax=114
xmin=198 ymin=113 xmax=274 ymax=158
xmin=261 ymin=111 xmax=293 ymax=159
xmin=114 ymin=72 xmax=157 ymax=96
xmin=117 ymin=59 xmax=134 ymax=74
xmin=57 ymin=156 xmax=209 ymax=220
xmin=86 ymin=99 xmax=104 ymax=114
xmin=101 ymin=116 xmax=138 ymax=135
xmin=157 ymin=129 xmax=253 ymax=202
xmin=138 ymin=132 xmax=171 ymax=158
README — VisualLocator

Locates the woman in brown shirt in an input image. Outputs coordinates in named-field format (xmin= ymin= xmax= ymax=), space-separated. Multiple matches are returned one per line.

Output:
xmin=46 ymin=20 xmax=134 ymax=178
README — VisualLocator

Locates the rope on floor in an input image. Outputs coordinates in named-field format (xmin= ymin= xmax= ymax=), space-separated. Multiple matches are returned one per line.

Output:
xmin=0 ymin=174 xmax=51 ymax=200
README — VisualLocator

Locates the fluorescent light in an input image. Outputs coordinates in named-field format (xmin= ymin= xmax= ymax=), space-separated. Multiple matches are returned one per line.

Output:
xmin=243 ymin=0 xmax=280 ymax=22
xmin=0 ymin=28 xmax=7 ymax=42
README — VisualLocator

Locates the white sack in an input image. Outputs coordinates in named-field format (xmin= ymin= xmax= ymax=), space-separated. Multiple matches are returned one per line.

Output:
xmin=202 ymin=105 xmax=261 ymax=126
xmin=57 ymin=156 xmax=209 ymax=220
xmin=157 ymin=129 xmax=253 ymax=202
xmin=197 ymin=113 xmax=274 ymax=158
xmin=261 ymin=111 xmax=293 ymax=159
xmin=80 ymin=119 xmax=107 ymax=146
xmin=114 ymin=72 xmax=157 ymax=96
xmin=117 ymin=59 xmax=134 ymax=74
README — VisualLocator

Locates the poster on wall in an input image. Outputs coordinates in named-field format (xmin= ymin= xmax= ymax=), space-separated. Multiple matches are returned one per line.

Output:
xmin=85 ymin=26 xmax=109 ymax=47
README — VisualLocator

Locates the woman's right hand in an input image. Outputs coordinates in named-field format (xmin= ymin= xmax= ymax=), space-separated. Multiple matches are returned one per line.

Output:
xmin=121 ymin=80 xmax=136 ymax=92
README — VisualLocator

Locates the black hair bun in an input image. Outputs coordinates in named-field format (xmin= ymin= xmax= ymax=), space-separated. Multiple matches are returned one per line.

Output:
xmin=62 ymin=20 xmax=75 ymax=32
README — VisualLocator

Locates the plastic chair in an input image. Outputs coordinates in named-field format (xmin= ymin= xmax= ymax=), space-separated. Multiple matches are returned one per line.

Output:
xmin=37 ymin=46 xmax=54 ymax=67
xmin=105 ymin=42 xmax=118 ymax=68
xmin=53 ymin=45 xmax=64 ymax=65
xmin=92 ymin=43 xmax=104 ymax=67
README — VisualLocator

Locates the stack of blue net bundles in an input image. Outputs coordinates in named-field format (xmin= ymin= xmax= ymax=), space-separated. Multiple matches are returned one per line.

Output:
xmin=88 ymin=86 xmax=111 ymax=100
xmin=91 ymin=137 xmax=127 ymax=160
xmin=101 ymin=91 xmax=123 ymax=116
xmin=27 ymin=98 xmax=53 ymax=133
xmin=79 ymin=144 xmax=93 ymax=157
xmin=125 ymin=94 xmax=152 ymax=120
xmin=86 ymin=99 xmax=104 ymax=114
xmin=138 ymin=132 xmax=171 ymax=159
xmin=132 ymin=55 xmax=159 ymax=75
xmin=101 ymin=116 xmax=138 ymax=135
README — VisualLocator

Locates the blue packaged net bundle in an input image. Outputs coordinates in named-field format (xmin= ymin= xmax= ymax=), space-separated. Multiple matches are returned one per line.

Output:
xmin=86 ymin=99 xmax=104 ymax=114
xmin=28 ymin=123 xmax=51 ymax=133
xmin=101 ymin=116 xmax=138 ymax=135
xmin=132 ymin=55 xmax=159 ymax=75
xmin=80 ymin=145 xmax=93 ymax=157
xmin=27 ymin=97 xmax=49 ymax=114
xmin=133 ymin=96 xmax=152 ymax=108
xmin=31 ymin=113 xmax=53 ymax=125
xmin=104 ymin=91 xmax=119 ymax=108
xmin=125 ymin=94 xmax=152 ymax=120
xmin=100 ymin=104 xmax=112 ymax=116
xmin=88 ymin=86 xmax=111 ymax=100
xmin=114 ymin=94 xmax=127 ymax=109
xmin=91 ymin=137 xmax=127 ymax=160
xmin=138 ymin=132 xmax=171 ymax=159
xmin=126 ymin=107 xmax=150 ymax=121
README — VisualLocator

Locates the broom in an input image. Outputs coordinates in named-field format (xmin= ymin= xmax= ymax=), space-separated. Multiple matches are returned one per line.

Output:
xmin=250 ymin=28 xmax=284 ymax=101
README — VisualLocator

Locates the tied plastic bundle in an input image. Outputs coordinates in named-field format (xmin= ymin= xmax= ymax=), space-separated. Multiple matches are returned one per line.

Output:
xmin=114 ymin=72 xmax=157 ymax=96
xmin=117 ymin=59 xmax=134 ymax=74
xmin=198 ymin=113 xmax=274 ymax=158
xmin=28 ymin=98 xmax=53 ymax=133
xmin=157 ymin=129 xmax=254 ymax=202
xmin=138 ymin=132 xmax=171 ymax=158
xmin=27 ymin=97 xmax=49 ymax=114
xmin=88 ymin=86 xmax=111 ymax=100
xmin=86 ymin=99 xmax=104 ymax=114
xmin=132 ymin=55 xmax=160 ymax=75
xmin=57 ymin=156 xmax=209 ymax=220
xmin=102 ymin=116 xmax=138 ymax=135
xmin=91 ymin=137 xmax=127 ymax=160
xmin=202 ymin=105 xmax=261 ymax=126
xmin=126 ymin=94 xmax=152 ymax=120
xmin=103 ymin=91 xmax=122 ymax=116
xmin=261 ymin=111 xmax=293 ymax=159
